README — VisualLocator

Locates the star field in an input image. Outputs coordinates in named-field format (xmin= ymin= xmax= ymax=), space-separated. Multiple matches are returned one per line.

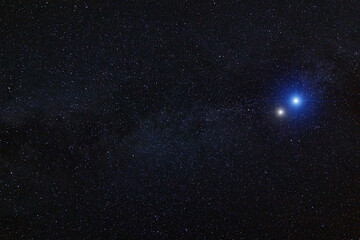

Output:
xmin=1 ymin=1 xmax=360 ymax=239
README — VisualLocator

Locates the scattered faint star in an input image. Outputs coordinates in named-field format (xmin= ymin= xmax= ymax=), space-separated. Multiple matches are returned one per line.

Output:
xmin=1 ymin=1 xmax=358 ymax=239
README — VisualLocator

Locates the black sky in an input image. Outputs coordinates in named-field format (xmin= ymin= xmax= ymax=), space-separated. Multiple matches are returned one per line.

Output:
xmin=1 ymin=1 xmax=360 ymax=239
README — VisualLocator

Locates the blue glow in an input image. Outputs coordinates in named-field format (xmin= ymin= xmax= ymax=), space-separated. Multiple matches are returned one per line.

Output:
xmin=293 ymin=97 xmax=300 ymax=104
xmin=291 ymin=96 xmax=302 ymax=106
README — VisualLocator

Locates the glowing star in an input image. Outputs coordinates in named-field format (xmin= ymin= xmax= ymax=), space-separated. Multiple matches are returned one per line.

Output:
xmin=276 ymin=108 xmax=285 ymax=117
xmin=291 ymin=96 xmax=301 ymax=105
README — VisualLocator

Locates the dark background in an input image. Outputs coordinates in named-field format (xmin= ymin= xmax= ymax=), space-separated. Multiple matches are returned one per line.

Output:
xmin=1 ymin=1 xmax=359 ymax=239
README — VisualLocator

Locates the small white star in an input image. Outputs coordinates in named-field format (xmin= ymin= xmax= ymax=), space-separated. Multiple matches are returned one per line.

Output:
xmin=276 ymin=108 xmax=285 ymax=117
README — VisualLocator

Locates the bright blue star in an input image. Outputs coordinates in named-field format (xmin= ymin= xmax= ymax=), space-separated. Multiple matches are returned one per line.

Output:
xmin=292 ymin=97 xmax=300 ymax=104
xmin=291 ymin=96 xmax=301 ymax=106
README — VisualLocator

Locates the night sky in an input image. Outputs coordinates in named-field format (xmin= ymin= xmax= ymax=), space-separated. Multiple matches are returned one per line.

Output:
xmin=1 ymin=1 xmax=360 ymax=239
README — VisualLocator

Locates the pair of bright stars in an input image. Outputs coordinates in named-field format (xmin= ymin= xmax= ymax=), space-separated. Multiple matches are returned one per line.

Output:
xmin=276 ymin=96 xmax=301 ymax=117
